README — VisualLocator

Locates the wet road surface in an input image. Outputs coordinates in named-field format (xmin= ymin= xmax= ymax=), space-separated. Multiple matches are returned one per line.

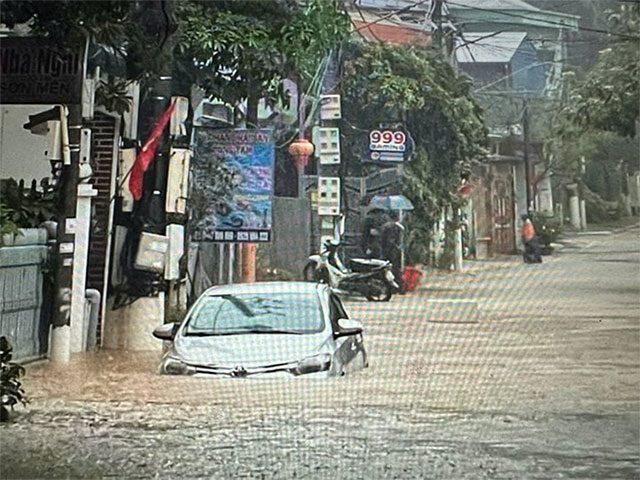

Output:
xmin=1 ymin=226 xmax=639 ymax=479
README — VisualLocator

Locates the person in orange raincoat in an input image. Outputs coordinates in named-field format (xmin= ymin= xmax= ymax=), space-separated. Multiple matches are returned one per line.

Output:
xmin=521 ymin=214 xmax=542 ymax=263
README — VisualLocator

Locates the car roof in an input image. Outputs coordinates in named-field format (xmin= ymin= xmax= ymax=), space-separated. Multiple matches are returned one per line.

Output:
xmin=202 ymin=281 xmax=327 ymax=297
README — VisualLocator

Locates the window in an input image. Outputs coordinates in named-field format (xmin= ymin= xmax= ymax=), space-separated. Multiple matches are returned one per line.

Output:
xmin=185 ymin=292 xmax=324 ymax=335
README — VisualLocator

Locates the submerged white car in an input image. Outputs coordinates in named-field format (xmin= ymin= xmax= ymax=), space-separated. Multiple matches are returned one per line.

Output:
xmin=152 ymin=282 xmax=368 ymax=378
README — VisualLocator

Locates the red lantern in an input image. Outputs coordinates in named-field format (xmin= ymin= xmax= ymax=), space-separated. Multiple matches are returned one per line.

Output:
xmin=288 ymin=137 xmax=314 ymax=171
xmin=457 ymin=182 xmax=474 ymax=197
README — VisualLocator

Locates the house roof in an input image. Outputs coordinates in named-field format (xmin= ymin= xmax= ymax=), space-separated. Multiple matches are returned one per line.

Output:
xmin=349 ymin=9 xmax=432 ymax=46
xmin=445 ymin=0 xmax=580 ymax=31
xmin=455 ymin=32 xmax=528 ymax=63
xmin=447 ymin=0 xmax=542 ymax=11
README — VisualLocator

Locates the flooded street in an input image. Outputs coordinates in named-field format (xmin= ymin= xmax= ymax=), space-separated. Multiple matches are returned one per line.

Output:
xmin=2 ymin=227 xmax=639 ymax=479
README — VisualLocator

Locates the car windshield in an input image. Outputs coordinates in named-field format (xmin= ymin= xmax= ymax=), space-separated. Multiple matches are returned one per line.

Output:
xmin=184 ymin=292 xmax=324 ymax=336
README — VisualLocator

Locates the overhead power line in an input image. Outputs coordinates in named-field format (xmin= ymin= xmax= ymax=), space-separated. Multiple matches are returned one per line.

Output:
xmin=354 ymin=3 xmax=384 ymax=43
xmin=455 ymin=30 xmax=505 ymax=51
xmin=352 ymin=0 xmax=432 ymax=33
xmin=445 ymin=0 xmax=640 ymax=41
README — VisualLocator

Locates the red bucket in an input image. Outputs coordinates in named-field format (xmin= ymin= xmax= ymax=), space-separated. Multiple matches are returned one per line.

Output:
xmin=402 ymin=266 xmax=422 ymax=293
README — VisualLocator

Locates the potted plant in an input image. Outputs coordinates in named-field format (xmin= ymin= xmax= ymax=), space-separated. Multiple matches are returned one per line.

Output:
xmin=0 ymin=336 xmax=28 ymax=422
xmin=0 ymin=202 xmax=21 ymax=247
xmin=530 ymin=211 xmax=563 ymax=255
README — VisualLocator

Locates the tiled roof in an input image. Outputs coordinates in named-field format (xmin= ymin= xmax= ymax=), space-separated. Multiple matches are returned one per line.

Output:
xmin=350 ymin=9 xmax=432 ymax=47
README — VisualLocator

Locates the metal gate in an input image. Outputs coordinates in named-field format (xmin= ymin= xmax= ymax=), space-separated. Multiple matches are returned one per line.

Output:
xmin=491 ymin=170 xmax=516 ymax=254
xmin=0 ymin=245 xmax=50 ymax=361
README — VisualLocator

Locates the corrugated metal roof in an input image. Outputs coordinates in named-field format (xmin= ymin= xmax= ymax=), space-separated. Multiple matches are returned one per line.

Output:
xmin=455 ymin=32 xmax=528 ymax=63
xmin=447 ymin=0 xmax=541 ymax=11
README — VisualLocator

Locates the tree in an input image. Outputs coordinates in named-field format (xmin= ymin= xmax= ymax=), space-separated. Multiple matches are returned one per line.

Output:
xmin=176 ymin=0 xmax=348 ymax=117
xmin=1 ymin=1 xmax=350 ymax=116
xmin=560 ymin=4 xmax=639 ymax=138
xmin=0 ymin=1 xmax=350 ymax=326
xmin=341 ymin=42 xmax=487 ymax=264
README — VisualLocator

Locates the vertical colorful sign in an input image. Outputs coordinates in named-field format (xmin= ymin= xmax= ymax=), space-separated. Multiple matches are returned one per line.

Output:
xmin=190 ymin=128 xmax=274 ymax=242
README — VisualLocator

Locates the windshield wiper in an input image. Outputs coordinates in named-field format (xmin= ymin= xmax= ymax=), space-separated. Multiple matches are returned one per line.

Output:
xmin=184 ymin=327 xmax=305 ymax=336
xmin=184 ymin=331 xmax=235 ymax=337
xmin=234 ymin=328 xmax=304 ymax=335
xmin=221 ymin=295 xmax=255 ymax=317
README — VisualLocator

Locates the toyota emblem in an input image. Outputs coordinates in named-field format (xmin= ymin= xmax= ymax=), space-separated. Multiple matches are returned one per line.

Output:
xmin=231 ymin=366 xmax=248 ymax=378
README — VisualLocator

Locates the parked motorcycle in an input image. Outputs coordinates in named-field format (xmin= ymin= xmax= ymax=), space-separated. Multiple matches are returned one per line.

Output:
xmin=303 ymin=239 xmax=398 ymax=302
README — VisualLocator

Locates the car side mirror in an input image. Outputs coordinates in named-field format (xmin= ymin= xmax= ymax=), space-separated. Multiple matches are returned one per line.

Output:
xmin=335 ymin=318 xmax=363 ymax=338
xmin=152 ymin=322 xmax=178 ymax=341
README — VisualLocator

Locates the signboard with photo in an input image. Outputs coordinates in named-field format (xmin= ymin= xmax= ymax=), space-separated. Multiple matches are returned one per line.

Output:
xmin=190 ymin=128 xmax=274 ymax=243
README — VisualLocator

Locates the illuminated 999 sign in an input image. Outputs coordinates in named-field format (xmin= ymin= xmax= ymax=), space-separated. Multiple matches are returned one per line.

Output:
xmin=369 ymin=130 xmax=407 ymax=152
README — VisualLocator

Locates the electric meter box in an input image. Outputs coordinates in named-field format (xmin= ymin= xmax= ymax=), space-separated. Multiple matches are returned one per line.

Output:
xmin=318 ymin=177 xmax=341 ymax=215
xmin=134 ymin=232 xmax=169 ymax=273
xmin=313 ymin=127 xmax=341 ymax=165
xmin=320 ymin=95 xmax=341 ymax=120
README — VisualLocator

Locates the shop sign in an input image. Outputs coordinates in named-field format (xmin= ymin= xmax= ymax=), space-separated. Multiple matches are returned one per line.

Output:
xmin=0 ymin=38 xmax=83 ymax=104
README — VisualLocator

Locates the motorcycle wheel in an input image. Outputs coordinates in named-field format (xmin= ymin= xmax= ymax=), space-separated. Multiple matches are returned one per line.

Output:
xmin=365 ymin=279 xmax=392 ymax=302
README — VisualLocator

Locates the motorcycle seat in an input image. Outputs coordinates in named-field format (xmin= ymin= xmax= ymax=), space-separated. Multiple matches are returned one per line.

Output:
xmin=349 ymin=258 xmax=390 ymax=271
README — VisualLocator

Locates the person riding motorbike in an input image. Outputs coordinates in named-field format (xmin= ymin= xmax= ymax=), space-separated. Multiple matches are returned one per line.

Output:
xmin=521 ymin=214 xmax=542 ymax=264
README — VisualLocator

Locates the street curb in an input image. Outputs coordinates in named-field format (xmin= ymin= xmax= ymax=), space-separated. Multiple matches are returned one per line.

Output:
xmin=612 ymin=222 xmax=640 ymax=234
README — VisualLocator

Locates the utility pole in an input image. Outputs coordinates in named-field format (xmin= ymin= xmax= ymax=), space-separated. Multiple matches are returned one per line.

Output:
xmin=49 ymin=103 xmax=82 ymax=364
xmin=136 ymin=0 xmax=175 ymax=231
xmin=241 ymin=83 xmax=259 ymax=283
xmin=127 ymin=0 xmax=176 ymax=334
xmin=433 ymin=0 xmax=443 ymax=52
xmin=522 ymin=98 xmax=532 ymax=212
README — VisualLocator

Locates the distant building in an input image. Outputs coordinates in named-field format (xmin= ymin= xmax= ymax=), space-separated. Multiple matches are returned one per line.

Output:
xmin=455 ymin=32 xmax=547 ymax=95
xmin=446 ymin=0 xmax=579 ymax=97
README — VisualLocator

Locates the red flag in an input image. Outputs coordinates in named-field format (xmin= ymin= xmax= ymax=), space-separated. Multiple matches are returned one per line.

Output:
xmin=129 ymin=100 xmax=176 ymax=201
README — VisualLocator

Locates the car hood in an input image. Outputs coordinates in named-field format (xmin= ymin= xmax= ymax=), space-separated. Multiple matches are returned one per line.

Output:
xmin=173 ymin=332 xmax=331 ymax=367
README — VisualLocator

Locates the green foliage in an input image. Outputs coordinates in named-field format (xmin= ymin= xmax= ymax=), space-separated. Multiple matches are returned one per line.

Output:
xmin=529 ymin=211 xmax=563 ymax=248
xmin=0 ymin=202 xmax=21 ymax=239
xmin=0 ymin=336 xmax=28 ymax=422
xmin=175 ymin=0 xmax=349 ymax=108
xmin=559 ymin=4 xmax=639 ymax=138
xmin=0 ymin=1 xmax=155 ymax=77
xmin=0 ymin=179 xmax=58 ymax=228
xmin=341 ymin=43 xmax=487 ymax=264
xmin=1 ymin=0 xmax=349 ymax=120
xmin=582 ymin=185 xmax=623 ymax=223
xmin=95 ymin=76 xmax=133 ymax=115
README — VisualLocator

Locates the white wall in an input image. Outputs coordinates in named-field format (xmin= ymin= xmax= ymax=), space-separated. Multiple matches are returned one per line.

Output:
xmin=535 ymin=164 xmax=554 ymax=214
xmin=0 ymin=105 xmax=54 ymax=184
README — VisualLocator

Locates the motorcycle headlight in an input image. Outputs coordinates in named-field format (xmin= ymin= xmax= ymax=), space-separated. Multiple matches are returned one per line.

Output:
xmin=162 ymin=356 xmax=196 ymax=375
xmin=290 ymin=353 xmax=332 ymax=376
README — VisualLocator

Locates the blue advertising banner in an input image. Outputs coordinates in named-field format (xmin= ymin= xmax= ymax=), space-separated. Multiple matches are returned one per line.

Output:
xmin=190 ymin=128 xmax=274 ymax=242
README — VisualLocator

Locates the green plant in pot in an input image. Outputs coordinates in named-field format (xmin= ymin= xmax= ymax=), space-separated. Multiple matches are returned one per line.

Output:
xmin=0 ymin=336 xmax=28 ymax=422
xmin=0 ymin=202 xmax=21 ymax=246
xmin=530 ymin=211 xmax=563 ymax=254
